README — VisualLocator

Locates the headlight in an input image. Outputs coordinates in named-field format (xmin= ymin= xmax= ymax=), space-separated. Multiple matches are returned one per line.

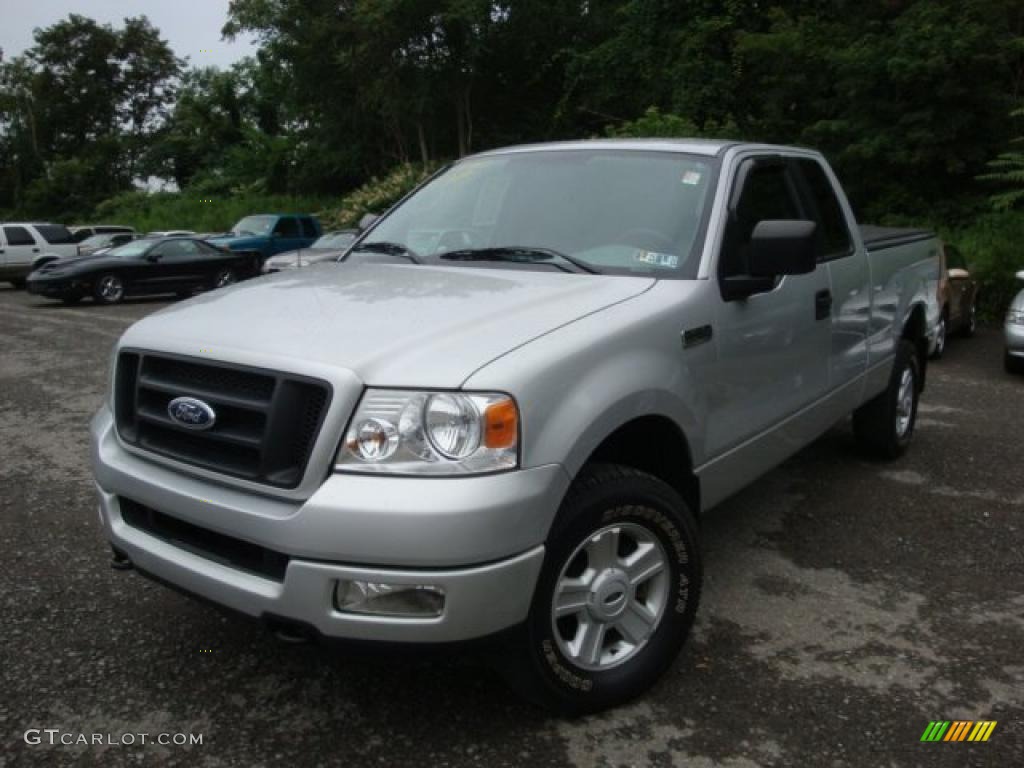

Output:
xmin=336 ymin=389 xmax=518 ymax=475
xmin=1008 ymin=309 xmax=1024 ymax=325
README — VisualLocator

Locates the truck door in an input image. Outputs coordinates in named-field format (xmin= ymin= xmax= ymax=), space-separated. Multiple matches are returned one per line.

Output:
xmin=270 ymin=216 xmax=304 ymax=255
xmin=792 ymin=157 xmax=870 ymax=399
xmin=705 ymin=156 xmax=831 ymax=484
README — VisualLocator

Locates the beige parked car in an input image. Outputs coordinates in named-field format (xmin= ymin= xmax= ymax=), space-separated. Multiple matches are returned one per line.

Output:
xmin=932 ymin=242 xmax=978 ymax=358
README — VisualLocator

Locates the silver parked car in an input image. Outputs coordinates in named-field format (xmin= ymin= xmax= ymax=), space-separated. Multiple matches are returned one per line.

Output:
xmin=261 ymin=230 xmax=358 ymax=272
xmin=91 ymin=140 xmax=939 ymax=714
xmin=1005 ymin=270 xmax=1024 ymax=374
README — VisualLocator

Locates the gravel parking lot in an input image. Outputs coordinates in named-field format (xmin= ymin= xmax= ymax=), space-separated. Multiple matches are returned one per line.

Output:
xmin=1 ymin=284 xmax=1021 ymax=767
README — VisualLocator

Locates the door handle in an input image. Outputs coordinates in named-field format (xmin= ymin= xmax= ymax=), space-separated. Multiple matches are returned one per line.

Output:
xmin=815 ymin=289 xmax=833 ymax=320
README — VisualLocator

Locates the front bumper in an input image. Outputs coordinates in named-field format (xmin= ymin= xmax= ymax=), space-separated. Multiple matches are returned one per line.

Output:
xmin=26 ymin=276 xmax=86 ymax=298
xmin=91 ymin=406 xmax=567 ymax=642
xmin=1006 ymin=321 xmax=1024 ymax=356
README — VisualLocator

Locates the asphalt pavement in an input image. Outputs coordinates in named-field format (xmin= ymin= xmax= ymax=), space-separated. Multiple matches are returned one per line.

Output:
xmin=0 ymin=284 xmax=1021 ymax=767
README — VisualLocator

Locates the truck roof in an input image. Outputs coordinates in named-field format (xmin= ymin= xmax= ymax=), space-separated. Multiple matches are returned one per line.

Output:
xmin=472 ymin=138 xmax=821 ymax=159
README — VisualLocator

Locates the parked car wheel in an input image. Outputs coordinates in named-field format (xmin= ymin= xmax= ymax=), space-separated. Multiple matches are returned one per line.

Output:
xmin=1005 ymin=350 xmax=1024 ymax=375
xmin=853 ymin=339 xmax=920 ymax=459
xmin=213 ymin=268 xmax=237 ymax=289
xmin=500 ymin=464 xmax=702 ymax=715
xmin=93 ymin=274 xmax=125 ymax=304
xmin=931 ymin=314 xmax=946 ymax=359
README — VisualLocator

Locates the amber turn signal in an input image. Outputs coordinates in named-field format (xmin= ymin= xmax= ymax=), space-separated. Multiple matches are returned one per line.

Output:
xmin=483 ymin=398 xmax=518 ymax=449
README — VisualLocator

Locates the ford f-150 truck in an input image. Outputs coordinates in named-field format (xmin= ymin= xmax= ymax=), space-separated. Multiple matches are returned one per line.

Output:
xmin=91 ymin=140 xmax=940 ymax=714
xmin=206 ymin=214 xmax=321 ymax=267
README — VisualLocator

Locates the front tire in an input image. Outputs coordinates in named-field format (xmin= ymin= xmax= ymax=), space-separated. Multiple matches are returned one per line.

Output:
xmin=501 ymin=464 xmax=701 ymax=715
xmin=93 ymin=274 xmax=125 ymax=304
xmin=963 ymin=303 xmax=977 ymax=337
xmin=853 ymin=339 xmax=920 ymax=459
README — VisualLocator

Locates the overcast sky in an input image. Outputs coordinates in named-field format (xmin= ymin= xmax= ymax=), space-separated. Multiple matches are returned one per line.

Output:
xmin=0 ymin=0 xmax=257 ymax=69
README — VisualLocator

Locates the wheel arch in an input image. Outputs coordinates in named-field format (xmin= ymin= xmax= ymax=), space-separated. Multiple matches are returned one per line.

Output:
xmin=902 ymin=301 xmax=929 ymax=390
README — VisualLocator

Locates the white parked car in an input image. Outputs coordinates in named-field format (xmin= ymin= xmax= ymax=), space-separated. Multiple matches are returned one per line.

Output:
xmin=1005 ymin=271 xmax=1024 ymax=374
xmin=0 ymin=223 xmax=79 ymax=287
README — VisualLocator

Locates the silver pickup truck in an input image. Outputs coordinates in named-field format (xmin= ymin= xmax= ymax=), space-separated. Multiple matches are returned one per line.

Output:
xmin=91 ymin=140 xmax=939 ymax=713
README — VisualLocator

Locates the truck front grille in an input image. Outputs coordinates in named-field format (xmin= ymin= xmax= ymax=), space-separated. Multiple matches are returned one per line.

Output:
xmin=114 ymin=351 xmax=331 ymax=488
xmin=119 ymin=498 xmax=289 ymax=581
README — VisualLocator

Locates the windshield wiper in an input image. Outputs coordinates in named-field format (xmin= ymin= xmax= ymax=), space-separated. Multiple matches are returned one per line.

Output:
xmin=350 ymin=240 xmax=423 ymax=264
xmin=439 ymin=246 xmax=599 ymax=274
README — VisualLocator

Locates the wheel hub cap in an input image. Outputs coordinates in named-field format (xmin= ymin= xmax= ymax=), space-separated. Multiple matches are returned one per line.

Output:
xmin=551 ymin=522 xmax=670 ymax=671
xmin=896 ymin=368 xmax=914 ymax=437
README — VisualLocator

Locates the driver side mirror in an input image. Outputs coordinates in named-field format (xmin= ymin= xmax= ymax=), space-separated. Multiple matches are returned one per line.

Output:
xmin=748 ymin=220 xmax=818 ymax=277
xmin=358 ymin=213 xmax=380 ymax=232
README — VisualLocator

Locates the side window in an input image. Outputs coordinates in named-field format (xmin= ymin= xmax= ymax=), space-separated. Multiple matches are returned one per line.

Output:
xmin=273 ymin=217 xmax=300 ymax=237
xmin=796 ymin=159 xmax=853 ymax=260
xmin=35 ymin=224 xmax=75 ymax=244
xmin=300 ymin=217 xmax=317 ymax=237
xmin=721 ymin=161 xmax=802 ymax=277
xmin=4 ymin=226 xmax=36 ymax=246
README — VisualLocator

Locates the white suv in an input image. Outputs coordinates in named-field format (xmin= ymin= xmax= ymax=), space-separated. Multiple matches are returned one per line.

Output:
xmin=0 ymin=223 xmax=79 ymax=287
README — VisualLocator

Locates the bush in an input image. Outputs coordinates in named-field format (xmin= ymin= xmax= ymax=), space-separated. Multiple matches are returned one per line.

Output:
xmin=92 ymin=188 xmax=340 ymax=234
xmin=945 ymin=211 xmax=1024 ymax=320
xmin=320 ymin=162 xmax=442 ymax=230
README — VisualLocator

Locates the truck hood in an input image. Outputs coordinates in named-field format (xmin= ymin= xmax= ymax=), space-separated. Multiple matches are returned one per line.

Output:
xmin=120 ymin=262 xmax=655 ymax=387
xmin=207 ymin=234 xmax=265 ymax=249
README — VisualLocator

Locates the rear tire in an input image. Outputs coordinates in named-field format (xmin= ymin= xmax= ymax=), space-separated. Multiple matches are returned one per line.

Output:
xmin=498 ymin=464 xmax=701 ymax=715
xmin=853 ymin=339 xmax=920 ymax=459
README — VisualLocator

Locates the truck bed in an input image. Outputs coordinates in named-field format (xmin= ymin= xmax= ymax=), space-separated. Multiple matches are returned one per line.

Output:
xmin=859 ymin=225 xmax=934 ymax=252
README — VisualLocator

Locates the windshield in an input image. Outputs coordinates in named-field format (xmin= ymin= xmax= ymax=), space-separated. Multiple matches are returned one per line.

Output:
xmin=81 ymin=234 xmax=113 ymax=247
xmin=314 ymin=231 xmax=357 ymax=249
xmin=231 ymin=216 xmax=275 ymax=236
xmin=362 ymin=149 xmax=718 ymax=277
xmin=106 ymin=240 xmax=157 ymax=259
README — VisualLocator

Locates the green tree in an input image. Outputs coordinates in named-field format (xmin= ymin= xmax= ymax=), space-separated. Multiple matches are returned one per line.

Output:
xmin=979 ymin=107 xmax=1024 ymax=210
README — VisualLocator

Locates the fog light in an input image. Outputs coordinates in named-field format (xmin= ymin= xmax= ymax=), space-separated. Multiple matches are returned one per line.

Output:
xmin=334 ymin=580 xmax=445 ymax=618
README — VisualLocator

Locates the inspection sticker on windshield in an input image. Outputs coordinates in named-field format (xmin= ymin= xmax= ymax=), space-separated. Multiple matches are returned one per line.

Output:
xmin=634 ymin=250 xmax=679 ymax=269
xmin=681 ymin=170 xmax=702 ymax=186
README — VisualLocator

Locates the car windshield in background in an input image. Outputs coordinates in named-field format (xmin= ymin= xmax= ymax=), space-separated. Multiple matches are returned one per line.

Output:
xmin=106 ymin=240 xmax=156 ymax=259
xmin=81 ymin=234 xmax=114 ymax=247
xmin=362 ymin=149 xmax=718 ymax=277
xmin=231 ymin=216 xmax=275 ymax=236
xmin=314 ymin=232 xmax=356 ymax=249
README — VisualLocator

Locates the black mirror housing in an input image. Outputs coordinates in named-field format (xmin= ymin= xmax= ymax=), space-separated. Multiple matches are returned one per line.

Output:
xmin=749 ymin=220 xmax=818 ymax=277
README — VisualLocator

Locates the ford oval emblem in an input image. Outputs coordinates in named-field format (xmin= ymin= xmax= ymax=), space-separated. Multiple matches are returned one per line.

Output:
xmin=167 ymin=396 xmax=217 ymax=430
